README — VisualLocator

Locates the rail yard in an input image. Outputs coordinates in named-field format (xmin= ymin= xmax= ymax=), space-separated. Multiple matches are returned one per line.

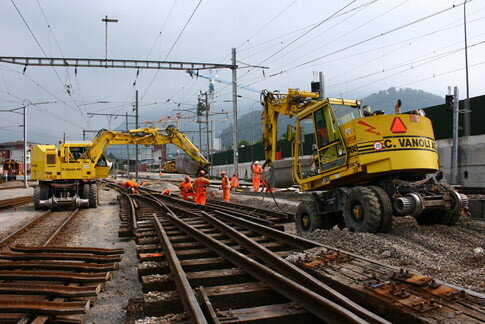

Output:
xmin=0 ymin=178 xmax=483 ymax=323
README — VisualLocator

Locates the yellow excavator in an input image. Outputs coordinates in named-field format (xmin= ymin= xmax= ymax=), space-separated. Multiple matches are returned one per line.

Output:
xmin=261 ymin=78 xmax=468 ymax=233
xmin=30 ymin=126 xmax=209 ymax=209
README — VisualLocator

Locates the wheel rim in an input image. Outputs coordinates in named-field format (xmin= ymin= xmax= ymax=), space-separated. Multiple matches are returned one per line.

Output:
xmin=301 ymin=213 xmax=311 ymax=231
xmin=351 ymin=203 xmax=364 ymax=224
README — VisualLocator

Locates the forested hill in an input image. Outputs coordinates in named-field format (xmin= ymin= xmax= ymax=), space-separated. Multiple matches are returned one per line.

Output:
xmin=219 ymin=87 xmax=443 ymax=149
xmin=361 ymin=87 xmax=443 ymax=113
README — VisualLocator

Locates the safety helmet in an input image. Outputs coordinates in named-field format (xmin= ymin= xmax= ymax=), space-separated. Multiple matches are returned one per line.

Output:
xmin=220 ymin=171 xmax=226 ymax=175
xmin=254 ymin=161 xmax=259 ymax=164
xmin=185 ymin=176 xmax=190 ymax=181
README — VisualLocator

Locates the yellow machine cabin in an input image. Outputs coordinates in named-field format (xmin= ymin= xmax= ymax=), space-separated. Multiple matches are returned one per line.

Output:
xmin=261 ymin=78 xmax=468 ymax=234
xmin=31 ymin=126 xmax=210 ymax=210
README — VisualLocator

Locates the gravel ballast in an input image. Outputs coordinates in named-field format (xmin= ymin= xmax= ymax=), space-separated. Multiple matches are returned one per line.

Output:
xmin=227 ymin=193 xmax=484 ymax=293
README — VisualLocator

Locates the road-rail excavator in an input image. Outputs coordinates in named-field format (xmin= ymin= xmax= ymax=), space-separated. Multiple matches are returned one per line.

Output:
xmin=261 ymin=77 xmax=468 ymax=233
xmin=31 ymin=126 xmax=210 ymax=209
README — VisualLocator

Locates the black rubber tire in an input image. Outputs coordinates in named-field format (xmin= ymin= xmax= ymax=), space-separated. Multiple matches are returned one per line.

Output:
xmin=295 ymin=200 xmax=325 ymax=234
xmin=88 ymin=183 xmax=98 ymax=208
xmin=34 ymin=185 xmax=41 ymax=210
xmin=34 ymin=184 xmax=50 ymax=210
xmin=415 ymin=210 xmax=440 ymax=225
xmin=343 ymin=186 xmax=381 ymax=233
xmin=369 ymin=186 xmax=393 ymax=233
xmin=82 ymin=183 xmax=90 ymax=199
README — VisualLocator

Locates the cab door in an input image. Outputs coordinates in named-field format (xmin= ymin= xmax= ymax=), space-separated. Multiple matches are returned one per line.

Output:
xmin=313 ymin=106 xmax=347 ymax=174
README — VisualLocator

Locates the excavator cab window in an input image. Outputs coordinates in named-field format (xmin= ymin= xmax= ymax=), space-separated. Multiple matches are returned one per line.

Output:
xmin=96 ymin=155 xmax=107 ymax=167
xmin=297 ymin=115 xmax=315 ymax=179
xmin=69 ymin=146 xmax=87 ymax=161
xmin=331 ymin=104 xmax=361 ymax=125
xmin=312 ymin=106 xmax=347 ymax=173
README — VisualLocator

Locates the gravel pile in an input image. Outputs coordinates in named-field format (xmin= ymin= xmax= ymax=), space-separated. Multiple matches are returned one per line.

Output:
xmin=135 ymin=313 xmax=188 ymax=324
xmin=303 ymin=215 xmax=485 ymax=293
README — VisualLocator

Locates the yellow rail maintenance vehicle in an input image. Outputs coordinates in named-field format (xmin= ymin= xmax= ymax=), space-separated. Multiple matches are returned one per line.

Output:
xmin=261 ymin=80 xmax=468 ymax=234
xmin=31 ymin=126 xmax=210 ymax=209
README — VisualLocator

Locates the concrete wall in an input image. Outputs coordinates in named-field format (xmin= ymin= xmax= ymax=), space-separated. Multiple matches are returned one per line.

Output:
xmin=436 ymin=134 xmax=485 ymax=187
xmin=210 ymin=134 xmax=485 ymax=187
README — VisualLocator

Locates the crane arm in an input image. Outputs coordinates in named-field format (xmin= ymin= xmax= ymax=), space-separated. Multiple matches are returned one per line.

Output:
xmin=82 ymin=126 xmax=210 ymax=167
xmin=261 ymin=89 xmax=320 ymax=166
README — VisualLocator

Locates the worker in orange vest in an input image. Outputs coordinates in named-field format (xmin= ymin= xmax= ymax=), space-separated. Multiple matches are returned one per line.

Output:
xmin=252 ymin=161 xmax=263 ymax=192
xmin=230 ymin=173 xmax=239 ymax=191
xmin=179 ymin=176 xmax=194 ymax=200
xmin=193 ymin=171 xmax=210 ymax=205
xmin=162 ymin=188 xmax=171 ymax=196
xmin=220 ymin=171 xmax=231 ymax=202
xmin=120 ymin=180 xmax=139 ymax=194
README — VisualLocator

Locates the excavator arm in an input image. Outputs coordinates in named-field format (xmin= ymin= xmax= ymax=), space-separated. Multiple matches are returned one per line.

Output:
xmin=261 ymin=89 xmax=320 ymax=166
xmin=82 ymin=125 xmax=210 ymax=167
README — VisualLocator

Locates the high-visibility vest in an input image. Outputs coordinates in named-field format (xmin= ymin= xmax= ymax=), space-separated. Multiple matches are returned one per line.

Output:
xmin=230 ymin=176 xmax=239 ymax=188
xmin=179 ymin=181 xmax=193 ymax=193
xmin=221 ymin=175 xmax=230 ymax=189
xmin=193 ymin=177 xmax=210 ymax=193
xmin=252 ymin=165 xmax=263 ymax=178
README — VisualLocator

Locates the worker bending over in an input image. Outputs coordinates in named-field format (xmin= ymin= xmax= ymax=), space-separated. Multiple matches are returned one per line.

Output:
xmin=252 ymin=161 xmax=263 ymax=192
xmin=230 ymin=174 xmax=239 ymax=191
xmin=194 ymin=171 xmax=210 ymax=205
xmin=220 ymin=171 xmax=231 ymax=202
xmin=179 ymin=176 xmax=195 ymax=200
xmin=120 ymin=180 xmax=139 ymax=194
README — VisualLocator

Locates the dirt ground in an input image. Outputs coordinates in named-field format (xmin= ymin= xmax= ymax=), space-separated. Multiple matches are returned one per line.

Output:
xmin=0 ymin=186 xmax=41 ymax=239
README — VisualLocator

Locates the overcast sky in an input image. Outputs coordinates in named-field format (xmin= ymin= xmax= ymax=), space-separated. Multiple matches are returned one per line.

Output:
xmin=1 ymin=0 xmax=484 ymax=144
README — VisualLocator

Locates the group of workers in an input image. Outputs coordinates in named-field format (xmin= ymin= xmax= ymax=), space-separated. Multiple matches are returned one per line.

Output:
xmin=121 ymin=161 xmax=267 ymax=205
xmin=179 ymin=171 xmax=239 ymax=205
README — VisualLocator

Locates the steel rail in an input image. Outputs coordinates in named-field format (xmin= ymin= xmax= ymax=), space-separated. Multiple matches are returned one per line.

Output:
xmin=145 ymin=191 xmax=280 ymax=225
xmin=199 ymin=210 xmax=388 ymax=324
xmin=145 ymin=196 xmax=368 ymax=323
xmin=0 ymin=196 xmax=33 ymax=208
xmin=0 ymin=210 xmax=52 ymax=247
xmin=152 ymin=215 xmax=208 ymax=324
xmin=42 ymin=209 xmax=79 ymax=246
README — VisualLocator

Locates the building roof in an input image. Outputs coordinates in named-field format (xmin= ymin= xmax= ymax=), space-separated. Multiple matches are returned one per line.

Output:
xmin=0 ymin=141 xmax=41 ymax=147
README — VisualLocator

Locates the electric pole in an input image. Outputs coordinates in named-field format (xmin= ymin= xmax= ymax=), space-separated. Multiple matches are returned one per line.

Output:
xmin=23 ymin=106 xmax=27 ymax=188
xmin=231 ymin=48 xmax=238 ymax=175
xmin=101 ymin=15 xmax=118 ymax=62
xmin=125 ymin=112 xmax=130 ymax=177
xmin=135 ymin=90 xmax=139 ymax=182
xmin=463 ymin=0 xmax=471 ymax=136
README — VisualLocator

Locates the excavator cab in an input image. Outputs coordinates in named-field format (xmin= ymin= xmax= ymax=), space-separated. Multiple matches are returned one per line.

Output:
xmin=294 ymin=100 xmax=358 ymax=183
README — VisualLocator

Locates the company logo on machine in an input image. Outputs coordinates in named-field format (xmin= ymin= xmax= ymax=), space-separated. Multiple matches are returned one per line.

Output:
xmin=373 ymin=141 xmax=384 ymax=150
xmin=358 ymin=136 xmax=436 ymax=154
xmin=357 ymin=120 xmax=381 ymax=135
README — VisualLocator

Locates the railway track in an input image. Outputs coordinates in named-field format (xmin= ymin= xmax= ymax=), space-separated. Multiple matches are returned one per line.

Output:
xmin=128 ymin=193 xmax=383 ymax=323
xmin=118 ymin=189 xmax=485 ymax=323
xmin=0 ymin=200 xmax=123 ymax=322
xmin=0 ymin=196 xmax=33 ymax=209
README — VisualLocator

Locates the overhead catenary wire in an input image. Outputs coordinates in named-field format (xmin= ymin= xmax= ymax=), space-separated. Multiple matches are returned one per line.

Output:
xmin=9 ymin=0 xmax=89 ymax=125
xmin=233 ymin=1 xmax=478 ymax=91
xmin=141 ymin=0 xmax=204 ymax=101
